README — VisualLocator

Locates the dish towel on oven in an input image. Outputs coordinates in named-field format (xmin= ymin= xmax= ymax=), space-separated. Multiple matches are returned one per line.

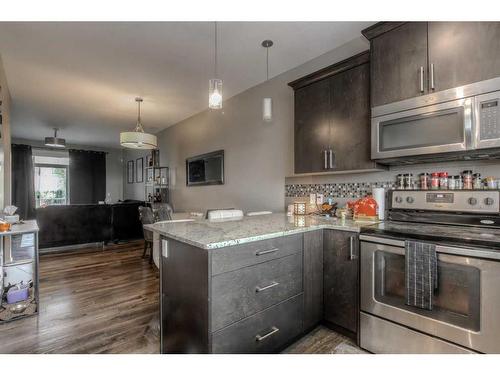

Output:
xmin=405 ymin=240 xmax=438 ymax=310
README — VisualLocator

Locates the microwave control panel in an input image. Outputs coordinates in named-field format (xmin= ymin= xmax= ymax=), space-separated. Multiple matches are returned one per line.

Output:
xmin=479 ymin=99 xmax=500 ymax=140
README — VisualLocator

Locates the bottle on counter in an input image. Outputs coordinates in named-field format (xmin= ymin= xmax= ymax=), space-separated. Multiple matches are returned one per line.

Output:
xmin=431 ymin=172 xmax=440 ymax=190
xmin=439 ymin=172 xmax=449 ymax=190
xmin=396 ymin=174 xmax=405 ymax=190
xmin=405 ymin=173 xmax=414 ymax=190
xmin=473 ymin=173 xmax=482 ymax=190
xmin=419 ymin=173 xmax=430 ymax=190
xmin=462 ymin=170 xmax=473 ymax=190
xmin=448 ymin=175 xmax=456 ymax=190
xmin=455 ymin=175 xmax=464 ymax=190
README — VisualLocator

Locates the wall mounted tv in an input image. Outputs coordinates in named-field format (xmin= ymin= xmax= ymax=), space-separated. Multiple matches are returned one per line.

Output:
xmin=186 ymin=150 xmax=224 ymax=186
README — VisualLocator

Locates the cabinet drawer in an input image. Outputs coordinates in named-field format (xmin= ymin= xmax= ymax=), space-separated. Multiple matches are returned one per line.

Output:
xmin=211 ymin=234 xmax=303 ymax=275
xmin=211 ymin=252 xmax=303 ymax=332
xmin=211 ymin=294 xmax=303 ymax=353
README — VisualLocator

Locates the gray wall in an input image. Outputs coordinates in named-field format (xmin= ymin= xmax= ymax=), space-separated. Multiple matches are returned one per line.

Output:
xmin=156 ymin=36 xmax=370 ymax=213
xmin=0 ymin=55 xmax=12 ymax=208
xmin=122 ymin=149 xmax=150 ymax=201
xmin=11 ymin=138 xmax=124 ymax=203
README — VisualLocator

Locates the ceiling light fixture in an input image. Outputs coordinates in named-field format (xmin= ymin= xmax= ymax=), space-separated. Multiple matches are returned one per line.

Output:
xmin=120 ymin=97 xmax=158 ymax=149
xmin=262 ymin=39 xmax=273 ymax=122
xmin=209 ymin=22 xmax=223 ymax=109
xmin=45 ymin=128 xmax=66 ymax=148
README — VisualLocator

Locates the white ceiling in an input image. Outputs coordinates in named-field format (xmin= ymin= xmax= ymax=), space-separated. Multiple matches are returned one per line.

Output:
xmin=0 ymin=22 xmax=372 ymax=148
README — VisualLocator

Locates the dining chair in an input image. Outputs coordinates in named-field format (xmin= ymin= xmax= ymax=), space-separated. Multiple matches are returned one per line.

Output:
xmin=138 ymin=206 xmax=154 ymax=264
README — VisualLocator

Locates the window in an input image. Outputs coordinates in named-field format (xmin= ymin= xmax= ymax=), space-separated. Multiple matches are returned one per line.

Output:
xmin=33 ymin=149 xmax=70 ymax=208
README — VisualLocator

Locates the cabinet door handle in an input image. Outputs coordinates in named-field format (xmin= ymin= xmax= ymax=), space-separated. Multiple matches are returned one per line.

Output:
xmin=255 ymin=281 xmax=279 ymax=293
xmin=329 ymin=149 xmax=334 ymax=169
xmin=324 ymin=150 xmax=328 ymax=169
xmin=255 ymin=326 xmax=280 ymax=341
xmin=430 ymin=63 xmax=435 ymax=90
xmin=255 ymin=248 xmax=279 ymax=256
xmin=419 ymin=66 xmax=424 ymax=93
xmin=349 ymin=236 xmax=358 ymax=260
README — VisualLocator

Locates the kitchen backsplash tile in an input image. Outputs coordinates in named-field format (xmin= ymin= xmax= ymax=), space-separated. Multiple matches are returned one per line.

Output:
xmin=285 ymin=181 xmax=395 ymax=199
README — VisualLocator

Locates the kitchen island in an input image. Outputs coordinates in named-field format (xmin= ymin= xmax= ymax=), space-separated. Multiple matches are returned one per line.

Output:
xmin=146 ymin=213 xmax=376 ymax=354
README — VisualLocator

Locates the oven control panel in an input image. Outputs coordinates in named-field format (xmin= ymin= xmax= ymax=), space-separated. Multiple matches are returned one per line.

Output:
xmin=391 ymin=190 xmax=500 ymax=213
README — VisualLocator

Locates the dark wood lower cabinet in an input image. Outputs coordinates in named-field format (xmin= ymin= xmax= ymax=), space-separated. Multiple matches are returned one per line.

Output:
xmin=323 ymin=230 xmax=359 ymax=338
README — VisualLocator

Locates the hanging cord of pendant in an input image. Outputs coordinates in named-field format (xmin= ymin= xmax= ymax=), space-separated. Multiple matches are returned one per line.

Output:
xmin=266 ymin=45 xmax=269 ymax=81
xmin=214 ymin=21 xmax=218 ymax=78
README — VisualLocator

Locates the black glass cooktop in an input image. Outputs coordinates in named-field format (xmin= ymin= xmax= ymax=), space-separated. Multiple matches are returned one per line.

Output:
xmin=361 ymin=221 xmax=500 ymax=250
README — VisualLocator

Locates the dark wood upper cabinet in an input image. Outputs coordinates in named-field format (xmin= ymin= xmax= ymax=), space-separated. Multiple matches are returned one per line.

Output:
xmin=369 ymin=22 xmax=428 ymax=107
xmin=293 ymin=77 xmax=332 ymax=174
xmin=428 ymin=22 xmax=500 ymax=92
xmin=364 ymin=22 xmax=500 ymax=107
xmin=323 ymin=230 xmax=359 ymax=338
xmin=289 ymin=51 xmax=381 ymax=174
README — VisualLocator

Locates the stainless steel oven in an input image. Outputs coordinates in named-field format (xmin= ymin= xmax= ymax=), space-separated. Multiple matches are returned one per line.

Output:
xmin=371 ymin=77 xmax=500 ymax=161
xmin=360 ymin=235 xmax=500 ymax=354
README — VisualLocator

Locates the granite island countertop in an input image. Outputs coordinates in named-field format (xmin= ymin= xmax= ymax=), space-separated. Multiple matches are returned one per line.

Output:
xmin=145 ymin=213 xmax=378 ymax=249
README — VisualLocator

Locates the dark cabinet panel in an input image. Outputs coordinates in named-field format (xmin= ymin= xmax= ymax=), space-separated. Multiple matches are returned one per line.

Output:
xmin=303 ymin=230 xmax=323 ymax=331
xmin=323 ymin=230 xmax=359 ymax=336
xmin=294 ymin=78 xmax=331 ymax=174
xmin=370 ymin=22 xmax=428 ymax=107
xmin=428 ymin=22 xmax=500 ymax=92
xmin=290 ymin=51 xmax=380 ymax=174
xmin=330 ymin=63 xmax=372 ymax=171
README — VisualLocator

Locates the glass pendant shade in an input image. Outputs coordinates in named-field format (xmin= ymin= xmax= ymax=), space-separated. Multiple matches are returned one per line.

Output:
xmin=120 ymin=97 xmax=158 ymax=149
xmin=209 ymin=78 xmax=223 ymax=109
xmin=263 ymin=97 xmax=272 ymax=122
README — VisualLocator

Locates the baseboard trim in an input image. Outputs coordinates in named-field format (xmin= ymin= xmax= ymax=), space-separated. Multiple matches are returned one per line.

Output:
xmin=40 ymin=242 xmax=104 ymax=254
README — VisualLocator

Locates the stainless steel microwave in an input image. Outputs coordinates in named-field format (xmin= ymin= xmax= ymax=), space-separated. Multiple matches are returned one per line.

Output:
xmin=371 ymin=77 xmax=500 ymax=162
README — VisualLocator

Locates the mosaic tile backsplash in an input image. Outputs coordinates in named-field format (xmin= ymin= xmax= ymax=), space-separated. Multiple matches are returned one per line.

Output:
xmin=285 ymin=181 xmax=396 ymax=199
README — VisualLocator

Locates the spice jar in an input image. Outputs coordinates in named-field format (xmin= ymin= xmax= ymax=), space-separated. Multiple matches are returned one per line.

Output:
xmin=405 ymin=173 xmax=414 ymax=190
xmin=486 ymin=176 xmax=497 ymax=190
xmin=396 ymin=174 xmax=405 ymax=190
xmin=462 ymin=170 xmax=473 ymax=190
xmin=439 ymin=172 xmax=449 ymax=189
xmin=473 ymin=173 xmax=482 ymax=190
xmin=455 ymin=175 xmax=464 ymax=190
xmin=448 ymin=175 xmax=456 ymax=190
xmin=419 ymin=173 xmax=430 ymax=190
xmin=431 ymin=173 xmax=440 ymax=190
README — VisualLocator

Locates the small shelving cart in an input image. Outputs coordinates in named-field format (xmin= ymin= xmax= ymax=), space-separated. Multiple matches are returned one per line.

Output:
xmin=145 ymin=166 xmax=169 ymax=204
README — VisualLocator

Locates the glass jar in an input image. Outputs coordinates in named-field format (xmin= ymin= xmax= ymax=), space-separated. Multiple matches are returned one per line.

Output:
xmin=486 ymin=176 xmax=497 ymax=190
xmin=431 ymin=172 xmax=440 ymax=190
xmin=396 ymin=174 xmax=405 ymax=190
xmin=405 ymin=173 xmax=414 ymax=190
xmin=439 ymin=172 xmax=449 ymax=189
xmin=462 ymin=170 xmax=473 ymax=190
xmin=419 ymin=173 xmax=430 ymax=190
xmin=448 ymin=175 xmax=456 ymax=190
xmin=473 ymin=173 xmax=482 ymax=190
xmin=455 ymin=175 xmax=464 ymax=190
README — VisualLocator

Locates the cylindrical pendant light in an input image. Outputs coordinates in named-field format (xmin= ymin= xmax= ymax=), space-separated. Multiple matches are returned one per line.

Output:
xmin=120 ymin=97 xmax=158 ymax=149
xmin=262 ymin=39 xmax=273 ymax=122
xmin=209 ymin=22 xmax=223 ymax=109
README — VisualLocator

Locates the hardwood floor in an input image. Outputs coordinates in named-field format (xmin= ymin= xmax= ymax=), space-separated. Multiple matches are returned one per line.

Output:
xmin=0 ymin=241 xmax=160 ymax=354
xmin=0 ymin=240 xmax=364 ymax=354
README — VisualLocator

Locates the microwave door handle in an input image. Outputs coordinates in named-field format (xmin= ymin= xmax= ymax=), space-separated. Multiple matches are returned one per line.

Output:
xmin=419 ymin=66 xmax=424 ymax=93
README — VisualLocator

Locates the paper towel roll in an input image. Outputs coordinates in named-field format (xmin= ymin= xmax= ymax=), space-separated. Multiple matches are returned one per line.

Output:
xmin=372 ymin=187 xmax=385 ymax=220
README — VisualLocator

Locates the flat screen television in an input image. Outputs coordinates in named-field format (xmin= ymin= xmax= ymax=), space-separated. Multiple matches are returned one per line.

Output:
xmin=186 ymin=150 xmax=224 ymax=186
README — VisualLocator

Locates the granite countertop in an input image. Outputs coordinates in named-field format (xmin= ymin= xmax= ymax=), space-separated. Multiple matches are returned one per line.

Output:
xmin=0 ymin=220 xmax=39 ymax=236
xmin=361 ymin=221 xmax=500 ymax=250
xmin=145 ymin=213 xmax=377 ymax=249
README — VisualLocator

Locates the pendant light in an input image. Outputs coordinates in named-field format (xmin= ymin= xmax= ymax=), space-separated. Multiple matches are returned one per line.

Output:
xmin=120 ymin=97 xmax=157 ymax=149
xmin=45 ymin=128 xmax=66 ymax=148
xmin=262 ymin=39 xmax=273 ymax=122
xmin=209 ymin=22 xmax=223 ymax=109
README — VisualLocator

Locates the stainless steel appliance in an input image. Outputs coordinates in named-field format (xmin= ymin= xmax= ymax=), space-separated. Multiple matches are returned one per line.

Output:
xmin=360 ymin=190 xmax=500 ymax=354
xmin=372 ymin=77 xmax=500 ymax=163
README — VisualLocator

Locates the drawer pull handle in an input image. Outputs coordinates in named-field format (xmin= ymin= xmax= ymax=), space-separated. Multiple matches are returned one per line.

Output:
xmin=255 ymin=248 xmax=279 ymax=256
xmin=255 ymin=281 xmax=279 ymax=293
xmin=255 ymin=326 xmax=280 ymax=342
